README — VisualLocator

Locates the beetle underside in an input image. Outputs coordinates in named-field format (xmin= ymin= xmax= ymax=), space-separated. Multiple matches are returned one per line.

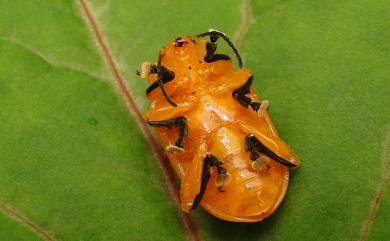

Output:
xmin=138 ymin=29 xmax=300 ymax=222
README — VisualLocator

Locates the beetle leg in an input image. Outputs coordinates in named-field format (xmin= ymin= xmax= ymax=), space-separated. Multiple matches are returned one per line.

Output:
xmin=191 ymin=154 xmax=231 ymax=210
xmin=137 ymin=62 xmax=152 ymax=78
xmin=191 ymin=154 xmax=213 ymax=210
xmin=233 ymin=76 xmax=270 ymax=116
xmin=147 ymin=116 xmax=187 ymax=152
xmin=141 ymin=63 xmax=177 ymax=107
xmin=204 ymin=41 xmax=231 ymax=64
xmin=145 ymin=65 xmax=174 ymax=94
xmin=197 ymin=29 xmax=243 ymax=68
xmin=205 ymin=154 xmax=231 ymax=192
xmin=257 ymin=100 xmax=270 ymax=117
xmin=246 ymin=136 xmax=268 ymax=171
xmin=180 ymin=137 xmax=207 ymax=212
xmin=245 ymin=134 xmax=296 ymax=168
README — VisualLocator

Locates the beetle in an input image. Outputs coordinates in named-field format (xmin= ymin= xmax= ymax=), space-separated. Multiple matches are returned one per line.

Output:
xmin=137 ymin=29 xmax=300 ymax=222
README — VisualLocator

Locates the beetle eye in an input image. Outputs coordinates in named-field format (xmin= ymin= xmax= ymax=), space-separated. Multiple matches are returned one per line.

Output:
xmin=174 ymin=37 xmax=187 ymax=47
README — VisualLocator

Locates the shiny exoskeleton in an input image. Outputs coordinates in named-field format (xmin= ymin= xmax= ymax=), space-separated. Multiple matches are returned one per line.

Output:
xmin=138 ymin=30 xmax=300 ymax=222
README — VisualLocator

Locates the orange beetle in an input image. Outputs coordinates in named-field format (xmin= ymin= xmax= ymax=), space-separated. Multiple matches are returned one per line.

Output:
xmin=138 ymin=30 xmax=300 ymax=222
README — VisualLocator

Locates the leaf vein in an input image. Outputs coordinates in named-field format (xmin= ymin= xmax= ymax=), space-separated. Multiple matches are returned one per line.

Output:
xmin=76 ymin=1 xmax=200 ymax=241
xmin=0 ymin=36 xmax=111 ymax=81
xmin=358 ymin=127 xmax=390 ymax=241
xmin=0 ymin=201 xmax=57 ymax=241
xmin=234 ymin=0 xmax=254 ymax=48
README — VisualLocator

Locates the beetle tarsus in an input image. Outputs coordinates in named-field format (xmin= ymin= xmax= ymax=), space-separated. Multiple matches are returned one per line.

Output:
xmin=251 ymin=156 xmax=271 ymax=172
xmin=257 ymin=100 xmax=270 ymax=117
xmin=166 ymin=145 xmax=185 ymax=153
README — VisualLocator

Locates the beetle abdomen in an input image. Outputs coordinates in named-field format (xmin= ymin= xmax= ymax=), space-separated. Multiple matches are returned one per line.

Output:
xmin=200 ymin=126 xmax=289 ymax=222
xmin=141 ymin=30 xmax=300 ymax=222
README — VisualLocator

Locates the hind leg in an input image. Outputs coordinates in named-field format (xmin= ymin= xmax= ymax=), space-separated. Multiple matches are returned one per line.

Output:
xmin=245 ymin=134 xmax=296 ymax=168
xmin=180 ymin=136 xmax=230 ymax=212
xmin=190 ymin=154 xmax=230 ymax=210
xmin=180 ymin=137 xmax=207 ymax=212
xmin=236 ymin=121 xmax=301 ymax=168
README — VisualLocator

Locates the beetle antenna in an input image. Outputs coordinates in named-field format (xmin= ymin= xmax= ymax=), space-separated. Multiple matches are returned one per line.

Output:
xmin=156 ymin=51 xmax=177 ymax=107
xmin=196 ymin=29 xmax=243 ymax=68
xmin=157 ymin=50 xmax=163 ymax=65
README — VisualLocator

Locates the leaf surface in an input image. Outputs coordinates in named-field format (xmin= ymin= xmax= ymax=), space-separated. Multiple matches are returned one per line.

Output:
xmin=0 ymin=0 xmax=389 ymax=241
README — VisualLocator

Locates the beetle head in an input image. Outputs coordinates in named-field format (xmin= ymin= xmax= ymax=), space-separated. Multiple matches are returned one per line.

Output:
xmin=138 ymin=31 xmax=244 ymax=106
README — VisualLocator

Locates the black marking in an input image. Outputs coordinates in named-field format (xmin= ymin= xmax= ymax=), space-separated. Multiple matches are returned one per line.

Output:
xmin=191 ymin=154 xmax=227 ymax=210
xmin=175 ymin=37 xmax=186 ymax=47
xmin=197 ymin=30 xmax=243 ymax=68
xmin=145 ymin=64 xmax=177 ymax=107
xmin=205 ymin=54 xmax=231 ymax=63
xmin=250 ymin=150 xmax=259 ymax=161
xmin=250 ymin=102 xmax=261 ymax=112
xmin=158 ymin=78 xmax=177 ymax=107
xmin=203 ymin=41 xmax=231 ymax=64
xmin=149 ymin=51 xmax=177 ymax=107
xmin=147 ymin=116 xmax=187 ymax=148
xmin=245 ymin=135 xmax=296 ymax=168
xmin=235 ymin=76 xmax=253 ymax=96
xmin=206 ymin=42 xmax=217 ymax=53
xmin=233 ymin=76 xmax=263 ymax=112
xmin=233 ymin=93 xmax=252 ymax=108
xmin=192 ymin=156 xmax=212 ymax=210
xmin=146 ymin=78 xmax=171 ymax=94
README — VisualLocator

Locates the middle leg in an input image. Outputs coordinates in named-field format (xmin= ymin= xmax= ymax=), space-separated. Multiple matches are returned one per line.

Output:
xmin=147 ymin=116 xmax=187 ymax=152
xmin=232 ymin=75 xmax=270 ymax=116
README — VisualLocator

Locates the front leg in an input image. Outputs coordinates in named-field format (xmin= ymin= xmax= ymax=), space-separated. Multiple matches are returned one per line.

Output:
xmin=139 ymin=62 xmax=177 ymax=107
xmin=148 ymin=116 xmax=187 ymax=153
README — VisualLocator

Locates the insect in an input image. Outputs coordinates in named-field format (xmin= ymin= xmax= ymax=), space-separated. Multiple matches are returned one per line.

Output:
xmin=138 ymin=29 xmax=300 ymax=222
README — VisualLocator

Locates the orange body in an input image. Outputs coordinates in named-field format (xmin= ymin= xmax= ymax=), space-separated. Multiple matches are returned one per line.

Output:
xmin=141 ymin=35 xmax=300 ymax=222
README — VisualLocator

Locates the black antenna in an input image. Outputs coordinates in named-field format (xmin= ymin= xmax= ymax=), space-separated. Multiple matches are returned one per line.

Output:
xmin=157 ymin=50 xmax=163 ymax=65
xmin=196 ymin=30 xmax=243 ymax=68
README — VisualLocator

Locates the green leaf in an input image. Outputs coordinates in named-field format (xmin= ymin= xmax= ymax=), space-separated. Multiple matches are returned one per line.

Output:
xmin=0 ymin=211 xmax=43 ymax=241
xmin=0 ymin=0 xmax=389 ymax=241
